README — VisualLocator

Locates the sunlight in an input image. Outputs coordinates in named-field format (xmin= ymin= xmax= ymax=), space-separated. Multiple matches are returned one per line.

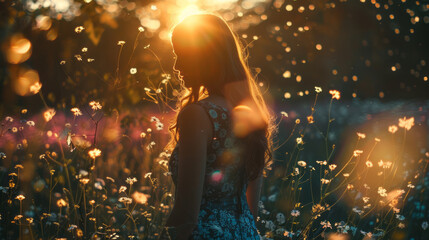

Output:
xmin=6 ymin=34 xmax=32 ymax=64
xmin=176 ymin=4 xmax=203 ymax=24
xmin=2 ymin=0 xmax=428 ymax=239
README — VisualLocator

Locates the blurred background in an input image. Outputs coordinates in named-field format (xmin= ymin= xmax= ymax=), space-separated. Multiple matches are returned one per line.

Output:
xmin=0 ymin=0 xmax=428 ymax=239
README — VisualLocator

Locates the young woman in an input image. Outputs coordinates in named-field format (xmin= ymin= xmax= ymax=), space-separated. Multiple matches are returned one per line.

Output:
xmin=161 ymin=13 xmax=277 ymax=240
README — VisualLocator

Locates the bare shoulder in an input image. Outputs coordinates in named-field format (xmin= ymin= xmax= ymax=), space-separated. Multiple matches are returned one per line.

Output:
xmin=178 ymin=103 xmax=213 ymax=140
xmin=178 ymin=103 xmax=207 ymax=122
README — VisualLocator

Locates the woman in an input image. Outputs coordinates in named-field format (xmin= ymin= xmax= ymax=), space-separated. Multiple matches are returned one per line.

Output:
xmin=161 ymin=13 xmax=277 ymax=240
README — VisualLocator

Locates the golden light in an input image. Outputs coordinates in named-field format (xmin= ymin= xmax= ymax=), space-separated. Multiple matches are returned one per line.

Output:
xmin=29 ymin=81 xmax=42 ymax=94
xmin=5 ymin=34 xmax=32 ymax=64
xmin=43 ymin=109 xmax=56 ymax=122
xmin=282 ymin=70 xmax=291 ymax=78
xmin=88 ymin=148 xmax=101 ymax=159
xmin=12 ymin=68 xmax=41 ymax=96
xmin=331 ymin=111 xmax=424 ymax=211
xmin=15 ymin=194 xmax=25 ymax=201
xmin=176 ymin=5 xmax=203 ymax=24
xmin=131 ymin=191 xmax=150 ymax=204
xmin=231 ymin=103 xmax=265 ymax=138
xmin=56 ymin=199 xmax=68 ymax=207
xmin=36 ymin=15 xmax=52 ymax=30
xmin=46 ymin=28 xmax=58 ymax=41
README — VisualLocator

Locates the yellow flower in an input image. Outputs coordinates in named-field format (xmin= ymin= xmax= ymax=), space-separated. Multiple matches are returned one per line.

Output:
xmin=88 ymin=148 xmax=101 ymax=159
xmin=366 ymin=161 xmax=373 ymax=167
xmin=71 ymin=107 xmax=82 ymax=116
xmin=14 ymin=164 xmax=24 ymax=169
xmin=79 ymin=178 xmax=90 ymax=185
xmin=15 ymin=194 xmax=25 ymax=201
xmin=29 ymin=82 xmax=42 ymax=94
xmin=77 ymin=229 xmax=83 ymax=237
xmin=316 ymin=160 xmax=327 ymax=165
xmin=398 ymin=116 xmax=414 ymax=131
xmin=329 ymin=90 xmax=341 ymax=100
xmin=356 ymin=132 xmax=366 ymax=139
xmin=118 ymin=197 xmax=132 ymax=204
xmin=89 ymin=101 xmax=102 ymax=110
xmin=378 ymin=160 xmax=392 ymax=169
xmin=297 ymin=161 xmax=307 ymax=167
xmin=280 ymin=111 xmax=288 ymax=117
xmin=75 ymin=26 xmax=85 ymax=33
xmin=126 ymin=177 xmax=137 ymax=185
xmin=353 ymin=150 xmax=363 ymax=157
xmin=329 ymin=164 xmax=337 ymax=171
xmin=378 ymin=187 xmax=387 ymax=197
xmin=119 ymin=186 xmax=127 ymax=193
xmin=57 ymin=198 xmax=68 ymax=207
xmin=307 ymin=116 xmax=314 ymax=124
xmin=43 ymin=109 xmax=56 ymax=122
xmin=321 ymin=178 xmax=331 ymax=184
xmin=388 ymin=125 xmax=398 ymax=133
xmin=314 ymin=86 xmax=322 ymax=93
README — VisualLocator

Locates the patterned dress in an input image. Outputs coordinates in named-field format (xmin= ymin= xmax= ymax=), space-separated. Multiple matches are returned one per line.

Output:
xmin=168 ymin=100 xmax=261 ymax=240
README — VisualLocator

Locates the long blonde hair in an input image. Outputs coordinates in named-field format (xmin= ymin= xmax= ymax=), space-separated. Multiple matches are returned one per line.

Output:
xmin=166 ymin=13 xmax=277 ymax=180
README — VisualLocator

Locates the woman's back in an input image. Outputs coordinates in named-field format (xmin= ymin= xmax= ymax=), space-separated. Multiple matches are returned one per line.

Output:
xmin=168 ymin=99 xmax=260 ymax=239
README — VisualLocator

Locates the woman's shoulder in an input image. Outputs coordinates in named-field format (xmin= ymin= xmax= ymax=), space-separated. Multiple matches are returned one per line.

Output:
xmin=176 ymin=103 xmax=214 ymax=142
xmin=178 ymin=102 xmax=209 ymax=122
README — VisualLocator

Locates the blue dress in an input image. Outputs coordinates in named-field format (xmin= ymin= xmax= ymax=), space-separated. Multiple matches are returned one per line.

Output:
xmin=168 ymin=100 xmax=261 ymax=240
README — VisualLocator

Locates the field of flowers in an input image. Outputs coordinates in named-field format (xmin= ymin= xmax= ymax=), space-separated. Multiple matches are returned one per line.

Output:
xmin=1 ymin=0 xmax=428 ymax=239
xmin=1 ymin=87 xmax=428 ymax=239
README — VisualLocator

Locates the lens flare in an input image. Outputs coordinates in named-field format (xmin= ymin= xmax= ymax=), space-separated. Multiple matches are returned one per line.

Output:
xmin=176 ymin=5 xmax=202 ymax=23
xmin=12 ymin=68 xmax=41 ymax=96
xmin=5 ymin=34 xmax=32 ymax=64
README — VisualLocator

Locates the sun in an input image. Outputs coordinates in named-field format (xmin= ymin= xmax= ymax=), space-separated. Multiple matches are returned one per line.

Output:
xmin=176 ymin=5 xmax=205 ymax=24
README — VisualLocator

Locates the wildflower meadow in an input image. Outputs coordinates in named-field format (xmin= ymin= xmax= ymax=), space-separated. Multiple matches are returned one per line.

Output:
xmin=1 ymin=0 xmax=428 ymax=239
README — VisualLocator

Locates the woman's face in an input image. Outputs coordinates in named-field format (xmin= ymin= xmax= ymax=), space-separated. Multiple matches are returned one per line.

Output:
xmin=173 ymin=47 xmax=210 ymax=88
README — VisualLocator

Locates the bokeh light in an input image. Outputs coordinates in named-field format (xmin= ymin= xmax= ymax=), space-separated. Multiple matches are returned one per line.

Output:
xmin=4 ymin=34 xmax=32 ymax=64
xmin=11 ymin=68 xmax=41 ymax=96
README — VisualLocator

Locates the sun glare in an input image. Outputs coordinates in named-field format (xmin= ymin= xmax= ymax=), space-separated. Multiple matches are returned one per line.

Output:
xmin=176 ymin=5 xmax=203 ymax=24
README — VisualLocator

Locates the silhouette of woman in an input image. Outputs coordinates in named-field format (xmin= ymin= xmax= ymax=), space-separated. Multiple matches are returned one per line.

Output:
xmin=161 ymin=13 xmax=277 ymax=240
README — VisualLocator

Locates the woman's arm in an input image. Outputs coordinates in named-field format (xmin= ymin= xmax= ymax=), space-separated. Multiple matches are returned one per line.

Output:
xmin=165 ymin=104 xmax=212 ymax=240
xmin=246 ymin=174 xmax=263 ymax=220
